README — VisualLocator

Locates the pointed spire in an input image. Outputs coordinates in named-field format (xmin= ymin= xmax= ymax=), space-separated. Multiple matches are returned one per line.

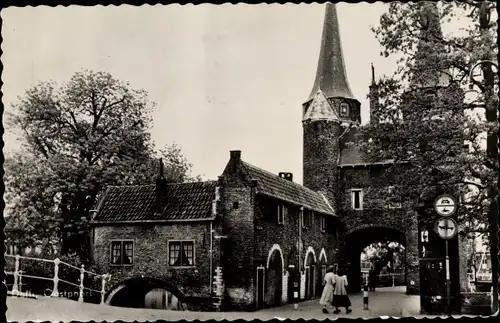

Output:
xmin=306 ymin=3 xmax=356 ymax=102
xmin=371 ymin=63 xmax=376 ymax=86
xmin=410 ymin=1 xmax=450 ymax=89
xmin=159 ymin=158 xmax=164 ymax=179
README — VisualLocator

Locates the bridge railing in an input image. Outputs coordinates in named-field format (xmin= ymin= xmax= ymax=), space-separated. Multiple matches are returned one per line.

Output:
xmin=5 ymin=254 xmax=111 ymax=304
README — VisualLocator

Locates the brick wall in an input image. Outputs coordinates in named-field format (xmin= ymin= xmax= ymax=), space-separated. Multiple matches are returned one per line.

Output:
xmin=92 ymin=221 xmax=221 ymax=300
xmin=338 ymin=165 xmax=420 ymax=294
xmin=303 ymin=119 xmax=342 ymax=204
xmin=220 ymin=182 xmax=255 ymax=310
xmin=254 ymin=195 xmax=340 ymax=305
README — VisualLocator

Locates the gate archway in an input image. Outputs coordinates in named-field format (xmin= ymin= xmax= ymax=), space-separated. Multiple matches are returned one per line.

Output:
xmin=304 ymin=247 xmax=317 ymax=299
xmin=266 ymin=247 xmax=284 ymax=307
xmin=105 ymin=277 xmax=184 ymax=310
xmin=344 ymin=226 xmax=406 ymax=293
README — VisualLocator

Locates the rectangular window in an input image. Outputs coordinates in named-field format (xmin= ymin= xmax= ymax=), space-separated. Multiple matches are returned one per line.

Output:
xmin=169 ymin=241 xmax=195 ymax=267
xmin=387 ymin=186 xmax=402 ymax=209
xmin=277 ymin=204 xmax=285 ymax=225
xmin=110 ymin=240 xmax=134 ymax=265
xmin=302 ymin=209 xmax=313 ymax=228
xmin=351 ymin=189 xmax=363 ymax=210
xmin=340 ymin=102 xmax=350 ymax=116
xmin=320 ymin=215 xmax=326 ymax=232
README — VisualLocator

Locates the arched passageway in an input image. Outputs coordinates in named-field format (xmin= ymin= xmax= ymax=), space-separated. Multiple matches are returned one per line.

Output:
xmin=304 ymin=249 xmax=317 ymax=299
xmin=344 ymin=226 xmax=406 ymax=294
xmin=317 ymin=249 xmax=328 ymax=298
xmin=266 ymin=249 xmax=283 ymax=307
xmin=106 ymin=277 xmax=185 ymax=310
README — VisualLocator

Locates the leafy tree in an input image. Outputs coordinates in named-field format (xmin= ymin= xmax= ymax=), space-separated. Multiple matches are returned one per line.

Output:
xmin=356 ymin=1 xmax=497 ymax=236
xmin=363 ymin=242 xmax=405 ymax=275
xmin=5 ymin=70 xmax=199 ymax=260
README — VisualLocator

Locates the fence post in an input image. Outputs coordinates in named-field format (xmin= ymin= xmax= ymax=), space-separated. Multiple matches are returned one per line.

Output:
xmin=392 ymin=273 xmax=395 ymax=287
xmin=100 ymin=274 xmax=108 ymax=305
xmin=491 ymin=286 xmax=494 ymax=313
xmin=79 ymin=264 xmax=85 ymax=302
xmin=52 ymin=258 xmax=60 ymax=297
xmin=12 ymin=255 xmax=20 ymax=293
xmin=19 ymin=271 xmax=23 ymax=293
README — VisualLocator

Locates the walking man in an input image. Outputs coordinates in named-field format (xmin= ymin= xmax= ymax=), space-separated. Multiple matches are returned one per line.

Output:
xmin=368 ymin=268 xmax=376 ymax=292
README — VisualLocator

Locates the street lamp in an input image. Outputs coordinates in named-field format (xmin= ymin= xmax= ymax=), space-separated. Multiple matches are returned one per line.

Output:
xmin=468 ymin=59 xmax=498 ymax=314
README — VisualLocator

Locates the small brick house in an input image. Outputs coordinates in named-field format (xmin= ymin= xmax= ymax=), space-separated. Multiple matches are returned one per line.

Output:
xmin=90 ymin=176 xmax=223 ymax=310
xmin=91 ymin=150 xmax=343 ymax=311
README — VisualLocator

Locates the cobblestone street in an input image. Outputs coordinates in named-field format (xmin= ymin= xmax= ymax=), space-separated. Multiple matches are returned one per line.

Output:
xmin=7 ymin=287 xmax=424 ymax=322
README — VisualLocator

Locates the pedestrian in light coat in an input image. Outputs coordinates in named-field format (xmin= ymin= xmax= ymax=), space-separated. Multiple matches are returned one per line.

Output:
xmin=319 ymin=265 xmax=336 ymax=313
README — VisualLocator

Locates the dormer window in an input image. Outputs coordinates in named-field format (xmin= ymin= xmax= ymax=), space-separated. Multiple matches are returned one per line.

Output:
xmin=340 ymin=102 xmax=350 ymax=116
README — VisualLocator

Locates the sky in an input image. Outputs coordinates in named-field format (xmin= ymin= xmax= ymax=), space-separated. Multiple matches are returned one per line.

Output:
xmin=1 ymin=3 xmax=462 ymax=184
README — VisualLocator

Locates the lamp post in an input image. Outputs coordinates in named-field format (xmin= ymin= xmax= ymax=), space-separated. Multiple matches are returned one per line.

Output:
xmin=468 ymin=59 xmax=498 ymax=314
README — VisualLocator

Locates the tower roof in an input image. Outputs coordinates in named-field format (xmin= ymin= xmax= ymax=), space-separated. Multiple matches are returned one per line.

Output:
xmin=409 ymin=1 xmax=450 ymax=89
xmin=306 ymin=3 xmax=356 ymax=102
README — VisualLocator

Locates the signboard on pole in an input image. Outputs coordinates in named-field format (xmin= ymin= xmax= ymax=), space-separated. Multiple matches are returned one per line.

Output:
xmin=433 ymin=194 xmax=458 ymax=217
xmin=434 ymin=217 xmax=458 ymax=240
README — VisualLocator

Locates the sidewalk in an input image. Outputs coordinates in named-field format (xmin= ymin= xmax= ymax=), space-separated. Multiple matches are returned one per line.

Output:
xmin=259 ymin=286 xmax=411 ymax=319
xmin=7 ymin=286 xmax=418 ymax=322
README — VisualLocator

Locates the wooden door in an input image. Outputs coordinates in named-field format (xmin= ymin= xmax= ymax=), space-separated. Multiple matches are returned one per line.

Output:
xmin=310 ymin=265 xmax=316 ymax=299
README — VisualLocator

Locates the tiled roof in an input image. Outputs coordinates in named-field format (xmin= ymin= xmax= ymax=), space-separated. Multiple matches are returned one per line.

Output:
xmin=241 ymin=162 xmax=335 ymax=216
xmin=338 ymin=144 xmax=367 ymax=165
xmin=92 ymin=181 xmax=217 ymax=223
xmin=338 ymin=144 xmax=398 ymax=167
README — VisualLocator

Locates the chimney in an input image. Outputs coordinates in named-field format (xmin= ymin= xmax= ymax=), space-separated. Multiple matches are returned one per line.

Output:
xmin=278 ymin=172 xmax=293 ymax=182
xmin=155 ymin=158 xmax=167 ymax=214
xmin=230 ymin=150 xmax=241 ymax=161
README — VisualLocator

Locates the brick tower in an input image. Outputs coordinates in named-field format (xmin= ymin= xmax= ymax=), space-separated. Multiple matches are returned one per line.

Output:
xmin=302 ymin=3 xmax=361 ymax=205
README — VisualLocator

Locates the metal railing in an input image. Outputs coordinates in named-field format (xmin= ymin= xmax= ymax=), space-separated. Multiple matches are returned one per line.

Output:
xmin=361 ymin=272 xmax=405 ymax=287
xmin=5 ymin=254 xmax=111 ymax=304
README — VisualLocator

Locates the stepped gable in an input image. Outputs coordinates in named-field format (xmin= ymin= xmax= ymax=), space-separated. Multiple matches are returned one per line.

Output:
xmin=92 ymin=181 xmax=217 ymax=222
xmin=241 ymin=161 xmax=335 ymax=216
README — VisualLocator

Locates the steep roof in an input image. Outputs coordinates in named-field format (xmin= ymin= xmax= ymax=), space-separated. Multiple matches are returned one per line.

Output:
xmin=409 ymin=1 xmax=450 ymax=89
xmin=92 ymin=181 xmax=217 ymax=223
xmin=303 ymin=90 xmax=339 ymax=122
xmin=241 ymin=161 xmax=335 ymax=216
xmin=338 ymin=144 xmax=367 ymax=166
xmin=306 ymin=3 xmax=357 ymax=102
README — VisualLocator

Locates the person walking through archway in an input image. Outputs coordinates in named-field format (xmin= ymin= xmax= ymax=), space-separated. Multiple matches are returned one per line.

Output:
xmin=319 ymin=265 xmax=336 ymax=313
xmin=331 ymin=266 xmax=352 ymax=314
xmin=368 ymin=268 xmax=376 ymax=292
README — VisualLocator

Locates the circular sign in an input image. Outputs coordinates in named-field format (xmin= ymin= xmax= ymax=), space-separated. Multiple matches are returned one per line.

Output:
xmin=434 ymin=217 xmax=458 ymax=240
xmin=433 ymin=194 xmax=457 ymax=217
